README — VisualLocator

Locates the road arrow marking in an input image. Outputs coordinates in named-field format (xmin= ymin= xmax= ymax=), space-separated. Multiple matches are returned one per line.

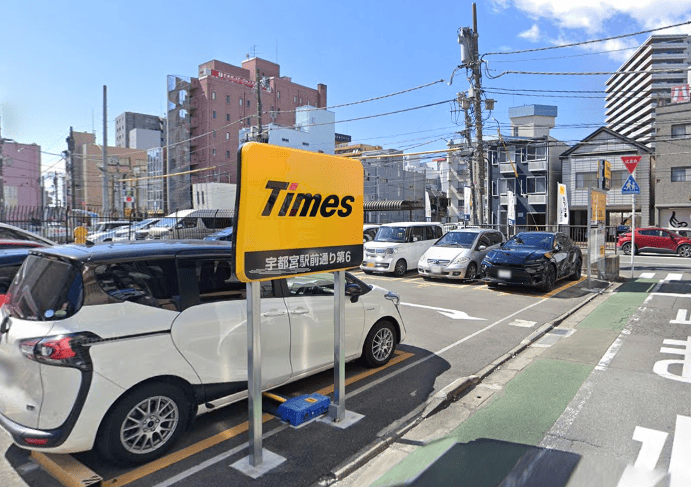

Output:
xmin=399 ymin=302 xmax=485 ymax=320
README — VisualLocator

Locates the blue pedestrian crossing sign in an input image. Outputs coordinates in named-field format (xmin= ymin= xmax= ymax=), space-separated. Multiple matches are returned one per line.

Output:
xmin=621 ymin=174 xmax=640 ymax=195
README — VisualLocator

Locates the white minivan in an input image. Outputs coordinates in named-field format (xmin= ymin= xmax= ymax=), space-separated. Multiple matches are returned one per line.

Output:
xmin=361 ymin=222 xmax=444 ymax=276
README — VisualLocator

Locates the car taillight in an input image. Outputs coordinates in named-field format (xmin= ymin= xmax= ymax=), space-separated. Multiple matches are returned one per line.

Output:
xmin=19 ymin=333 xmax=98 ymax=371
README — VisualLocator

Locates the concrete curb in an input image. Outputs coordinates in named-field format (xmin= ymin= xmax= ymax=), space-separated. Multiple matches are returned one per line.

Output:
xmin=315 ymin=280 xmax=614 ymax=486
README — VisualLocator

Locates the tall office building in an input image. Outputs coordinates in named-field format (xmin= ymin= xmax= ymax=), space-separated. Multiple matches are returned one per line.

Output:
xmin=115 ymin=112 xmax=166 ymax=149
xmin=605 ymin=35 xmax=691 ymax=146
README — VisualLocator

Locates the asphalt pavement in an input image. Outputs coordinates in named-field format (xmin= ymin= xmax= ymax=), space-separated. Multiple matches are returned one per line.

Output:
xmin=329 ymin=271 xmax=691 ymax=486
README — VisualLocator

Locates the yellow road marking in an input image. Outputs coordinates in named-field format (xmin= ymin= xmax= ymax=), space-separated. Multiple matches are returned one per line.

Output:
xmin=103 ymin=350 xmax=414 ymax=487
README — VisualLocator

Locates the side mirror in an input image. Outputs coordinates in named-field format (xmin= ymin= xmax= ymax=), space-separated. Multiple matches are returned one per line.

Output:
xmin=345 ymin=283 xmax=361 ymax=303
xmin=478 ymin=245 xmax=487 ymax=251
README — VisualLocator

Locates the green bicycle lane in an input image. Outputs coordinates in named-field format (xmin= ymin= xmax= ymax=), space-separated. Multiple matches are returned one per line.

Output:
xmin=370 ymin=279 xmax=657 ymax=487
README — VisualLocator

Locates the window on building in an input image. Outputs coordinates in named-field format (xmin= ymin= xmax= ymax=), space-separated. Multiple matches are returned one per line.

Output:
xmin=226 ymin=114 xmax=230 ymax=122
xmin=513 ymin=127 xmax=519 ymax=136
xmin=239 ymin=98 xmax=243 ymax=106
xmin=247 ymin=100 xmax=250 ymax=107
xmin=282 ymin=138 xmax=289 ymax=142
xmin=498 ymin=178 xmax=516 ymax=194
xmin=611 ymin=170 xmax=628 ymax=188
xmin=299 ymin=97 xmax=303 ymax=104
xmin=294 ymin=95 xmax=297 ymax=103
xmin=212 ymin=110 xmax=217 ymax=119
xmin=672 ymin=124 xmax=687 ymax=138
xmin=525 ymin=144 xmax=546 ymax=160
xmin=212 ymin=92 xmax=216 ymax=100
xmin=212 ymin=148 xmax=216 ymax=156
xmin=526 ymin=176 xmax=546 ymax=193
xmin=672 ymin=167 xmax=691 ymax=182
xmin=575 ymin=172 xmax=598 ymax=189
xmin=498 ymin=148 xmax=512 ymax=163
xmin=302 ymin=142 xmax=309 ymax=146
xmin=226 ymin=132 xmax=230 ymax=140
xmin=226 ymin=151 xmax=230 ymax=158
xmin=277 ymin=91 xmax=281 ymax=99
xmin=212 ymin=130 xmax=216 ymax=138
xmin=226 ymin=95 xmax=231 ymax=103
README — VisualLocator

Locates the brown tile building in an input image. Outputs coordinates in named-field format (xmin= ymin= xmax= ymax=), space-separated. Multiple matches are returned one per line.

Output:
xmin=166 ymin=57 xmax=327 ymax=210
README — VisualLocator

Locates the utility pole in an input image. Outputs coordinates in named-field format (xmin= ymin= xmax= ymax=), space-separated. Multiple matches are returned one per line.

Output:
xmin=65 ymin=127 xmax=76 ymax=209
xmin=0 ymin=119 xmax=5 ymax=211
xmin=457 ymin=3 xmax=486 ymax=226
xmin=102 ymin=85 xmax=109 ymax=213
xmin=256 ymin=68 xmax=263 ymax=142
xmin=471 ymin=3 xmax=485 ymax=226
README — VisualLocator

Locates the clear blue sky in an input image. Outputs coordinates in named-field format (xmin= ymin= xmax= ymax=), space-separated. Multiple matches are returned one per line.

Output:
xmin=2 ymin=0 xmax=691 ymax=175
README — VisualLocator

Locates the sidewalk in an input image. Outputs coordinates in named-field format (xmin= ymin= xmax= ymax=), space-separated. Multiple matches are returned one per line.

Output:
xmin=327 ymin=278 xmax=661 ymax=487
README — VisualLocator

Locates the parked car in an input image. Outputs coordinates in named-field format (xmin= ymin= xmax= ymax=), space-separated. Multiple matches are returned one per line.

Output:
xmin=0 ymin=239 xmax=51 ymax=250
xmin=0 ymin=222 xmax=56 ymax=247
xmin=0 ymin=240 xmax=405 ymax=465
xmin=617 ymin=227 xmax=691 ymax=257
xmin=418 ymin=228 xmax=505 ymax=280
xmin=87 ymin=220 xmax=131 ymax=242
xmin=135 ymin=209 xmax=233 ymax=240
xmin=88 ymin=218 xmax=160 ymax=243
xmin=481 ymin=231 xmax=583 ymax=291
xmin=361 ymin=222 xmax=445 ymax=277
xmin=203 ymin=226 xmax=233 ymax=242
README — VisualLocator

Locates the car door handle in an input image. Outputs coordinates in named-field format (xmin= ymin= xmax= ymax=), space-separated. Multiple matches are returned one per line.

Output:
xmin=262 ymin=311 xmax=287 ymax=317
xmin=290 ymin=308 xmax=309 ymax=315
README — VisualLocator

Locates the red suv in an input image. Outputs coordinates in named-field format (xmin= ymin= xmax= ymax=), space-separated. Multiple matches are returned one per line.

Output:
xmin=617 ymin=227 xmax=691 ymax=257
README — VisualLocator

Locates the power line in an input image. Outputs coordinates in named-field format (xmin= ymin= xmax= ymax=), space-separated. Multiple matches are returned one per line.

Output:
xmin=482 ymin=20 xmax=691 ymax=57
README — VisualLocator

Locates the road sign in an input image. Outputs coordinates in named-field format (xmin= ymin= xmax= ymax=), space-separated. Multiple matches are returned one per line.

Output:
xmin=622 ymin=175 xmax=641 ymax=195
xmin=622 ymin=155 xmax=642 ymax=174
xmin=233 ymin=143 xmax=364 ymax=282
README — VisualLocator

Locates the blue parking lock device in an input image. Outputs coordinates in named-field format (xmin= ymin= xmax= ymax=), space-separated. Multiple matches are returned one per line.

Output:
xmin=264 ymin=393 xmax=331 ymax=426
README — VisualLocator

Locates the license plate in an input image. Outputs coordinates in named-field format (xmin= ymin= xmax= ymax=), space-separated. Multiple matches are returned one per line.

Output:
xmin=367 ymin=262 xmax=375 ymax=268
xmin=431 ymin=265 xmax=442 ymax=274
xmin=498 ymin=269 xmax=512 ymax=279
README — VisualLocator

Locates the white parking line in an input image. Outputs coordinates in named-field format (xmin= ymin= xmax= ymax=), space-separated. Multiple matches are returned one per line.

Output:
xmin=150 ymin=297 xmax=554 ymax=486
xmin=640 ymin=272 xmax=655 ymax=279
xmin=664 ymin=273 xmax=683 ymax=281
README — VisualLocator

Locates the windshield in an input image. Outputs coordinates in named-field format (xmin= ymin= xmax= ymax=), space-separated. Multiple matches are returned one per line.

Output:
xmin=503 ymin=233 xmax=554 ymax=250
xmin=374 ymin=226 xmax=407 ymax=243
xmin=5 ymin=255 xmax=83 ymax=321
xmin=435 ymin=231 xmax=477 ymax=248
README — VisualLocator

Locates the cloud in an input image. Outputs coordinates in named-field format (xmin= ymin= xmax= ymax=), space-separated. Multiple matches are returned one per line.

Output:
xmin=501 ymin=0 xmax=691 ymax=60
xmin=518 ymin=24 xmax=541 ymax=42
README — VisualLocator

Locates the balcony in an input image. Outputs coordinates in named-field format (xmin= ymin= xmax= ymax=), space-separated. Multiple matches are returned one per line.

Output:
xmin=528 ymin=160 xmax=547 ymax=172
xmin=499 ymin=163 xmax=516 ymax=175
xmin=528 ymin=194 xmax=546 ymax=205
xmin=500 ymin=194 xmax=509 ymax=206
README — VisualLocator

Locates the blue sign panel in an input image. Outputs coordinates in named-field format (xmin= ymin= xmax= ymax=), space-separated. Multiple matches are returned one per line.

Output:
xmin=621 ymin=175 xmax=640 ymax=195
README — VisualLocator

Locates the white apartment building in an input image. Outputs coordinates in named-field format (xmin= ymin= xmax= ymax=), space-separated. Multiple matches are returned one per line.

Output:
xmin=605 ymin=35 xmax=691 ymax=146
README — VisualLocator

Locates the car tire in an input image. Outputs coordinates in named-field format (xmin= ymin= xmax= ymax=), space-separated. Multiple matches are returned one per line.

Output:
xmin=678 ymin=244 xmax=691 ymax=258
xmin=569 ymin=258 xmax=582 ymax=280
xmin=393 ymin=259 xmax=407 ymax=277
xmin=541 ymin=265 xmax=556 ymax=292
xmin=362 ymin=320 xmax=397 ymax=368
xmin=363 ymin=270 xmax=374 ymax=275
xmin=97 ymin=382 xmax=190 ymax=466
xmin=465 ymin=262 xmax=477 ymax=280
xmin=622 ymin=242 xmax=636 ymax=255
xmin=487 ymin=281 xmax=498 ymax=288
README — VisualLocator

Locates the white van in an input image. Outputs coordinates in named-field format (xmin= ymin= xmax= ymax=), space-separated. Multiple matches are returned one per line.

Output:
xmin=361 ymin=222 xmax=444 ymax=276
xmin=135 ymin=209 xmax=234 ymax=240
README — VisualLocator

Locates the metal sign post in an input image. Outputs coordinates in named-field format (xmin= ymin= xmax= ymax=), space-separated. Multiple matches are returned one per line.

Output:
xmin=330 ymin=271 xmax=346 ymax=421
xmin=631 ymin=193 xmax=635 ymax=279
xmin=232 ymin=143 xmax=364 ymax=474
xmin=247 ymin=281 xmax=262 ymax=466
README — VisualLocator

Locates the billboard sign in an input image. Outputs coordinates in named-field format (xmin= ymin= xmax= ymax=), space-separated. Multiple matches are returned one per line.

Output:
xmin=233 ymin=143 xmax=364 ymax=282
xmin=557 ymin=183 xmax=569 ymax=225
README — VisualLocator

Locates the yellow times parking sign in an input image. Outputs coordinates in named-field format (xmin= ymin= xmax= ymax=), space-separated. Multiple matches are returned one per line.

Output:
xmin=234 ymin=143 xmax=364 ymax=282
